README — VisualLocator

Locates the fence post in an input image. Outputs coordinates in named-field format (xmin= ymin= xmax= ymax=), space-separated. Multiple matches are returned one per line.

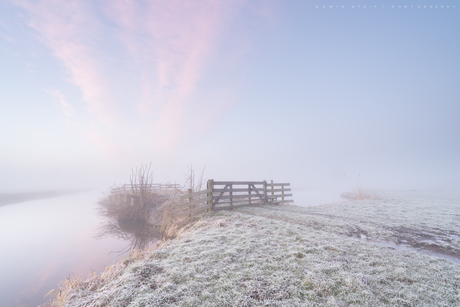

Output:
xmin=248 ymin=183 xmax=251 ymax=205
xmin=230 ymin=183 xmax=233 ymax=209
xmin=281 ymin=185 xmax=285 ymax=203
xmin=207 ymin=179 xmax=214 ymax=211
xmin=187 ymin=188 xmax=192 ymax=220
xmin=271 ymin=180 xmax=274 ymax=197
xmin=263 ymin=180 xmax=267 ymax=204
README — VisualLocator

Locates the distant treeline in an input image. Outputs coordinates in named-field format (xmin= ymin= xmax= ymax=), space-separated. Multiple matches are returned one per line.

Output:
xmin=0 ymin=189 xmax=87 ymax=207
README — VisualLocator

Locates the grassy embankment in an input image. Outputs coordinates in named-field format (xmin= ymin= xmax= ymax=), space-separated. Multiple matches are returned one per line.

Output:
xmin=46 ymin=191 xmax=460 ymax=306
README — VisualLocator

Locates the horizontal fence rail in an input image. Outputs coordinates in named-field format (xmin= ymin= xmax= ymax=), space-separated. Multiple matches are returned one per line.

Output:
xmin=111 ymin=183 xmax=182 ymax=195
xmin=174 ymin=187 xmax=213 ymax=226
xmin=173 ymin=180 xmax=293 ymax=225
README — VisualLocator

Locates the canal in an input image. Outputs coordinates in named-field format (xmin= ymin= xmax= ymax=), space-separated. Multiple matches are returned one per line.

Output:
xmin=0 ymin=190 xmax=154 ymax=307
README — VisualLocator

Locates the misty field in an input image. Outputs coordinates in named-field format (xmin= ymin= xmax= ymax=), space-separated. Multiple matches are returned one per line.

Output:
xmin=240 ymin=190 xmax=460 ymax=260
xmin=49 ymin=191 xmax=460 ymax=306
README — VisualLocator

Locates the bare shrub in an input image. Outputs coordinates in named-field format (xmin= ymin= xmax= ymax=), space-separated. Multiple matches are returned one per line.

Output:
xmin=184 ymin=164 xmax=206 ymax=192
xmin=129 ymin=163 xmax=153 ymax=202
xmin=99 ymin=163 xmax=170 ymax=223
xmin=97 ymin=164 xmax=209 ymax=244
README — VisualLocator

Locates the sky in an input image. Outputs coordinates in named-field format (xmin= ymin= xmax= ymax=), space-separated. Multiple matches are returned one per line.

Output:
xmin=1 ymin=0 xmax=459 ymax=198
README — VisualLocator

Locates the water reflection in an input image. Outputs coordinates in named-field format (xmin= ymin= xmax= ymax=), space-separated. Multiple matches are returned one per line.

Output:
xmin=0 ymin=191 xmax=132 ymax=307
xmin=95 ymin=215 xmax=161 ymax=253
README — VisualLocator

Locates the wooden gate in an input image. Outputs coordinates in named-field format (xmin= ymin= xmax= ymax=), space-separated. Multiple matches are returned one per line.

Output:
xmin=173 ymin=180 xmax=293 ymax=225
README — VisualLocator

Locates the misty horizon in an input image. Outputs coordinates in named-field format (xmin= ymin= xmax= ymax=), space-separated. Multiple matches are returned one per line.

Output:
xmin=1 ymin=1 xmax=459 ymax=195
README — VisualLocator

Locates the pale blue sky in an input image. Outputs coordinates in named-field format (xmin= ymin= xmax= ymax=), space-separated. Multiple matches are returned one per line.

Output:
xmin=1 ymin=1 xmax=459 ymax=197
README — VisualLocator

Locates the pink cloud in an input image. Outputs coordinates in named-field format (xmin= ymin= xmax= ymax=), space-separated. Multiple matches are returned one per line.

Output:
xmin=100 ymin=0 xmax=242 ymax=146
xmin=12 ymin=0 xmax=274 ymax=154
xmin=14 ymin=0 xmax=118 ymax=125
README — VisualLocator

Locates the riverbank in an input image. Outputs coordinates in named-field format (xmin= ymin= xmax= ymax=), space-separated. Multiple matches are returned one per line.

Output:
xmin=47 ymin=191 xmax=460 ymax=306
xmin=0 ymin=189 xmax=89 ymax=207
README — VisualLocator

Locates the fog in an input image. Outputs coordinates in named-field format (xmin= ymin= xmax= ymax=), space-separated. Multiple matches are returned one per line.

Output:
xmin=1 ymin=2 xmax=460 ymax=306
xmin=1 ymin=2 xmax=459 ymax=196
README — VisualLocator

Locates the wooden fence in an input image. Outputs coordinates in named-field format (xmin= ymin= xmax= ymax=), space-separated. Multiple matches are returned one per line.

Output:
xmin=111 ymin=183 xmax=181 ymax=195
xmin=174 ymin=180 xmax=293 ymax=225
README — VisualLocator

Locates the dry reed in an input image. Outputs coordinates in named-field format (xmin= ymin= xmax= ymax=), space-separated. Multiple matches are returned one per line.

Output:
xmin=341 ymin=173 xmax=379 ymax=201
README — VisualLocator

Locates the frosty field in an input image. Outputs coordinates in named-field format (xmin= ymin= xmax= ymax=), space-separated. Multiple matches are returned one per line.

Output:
xmin=50 ymin=190 xmax=460 ymax=306
xmin=241 ymin=190 xmax=460 ymax=261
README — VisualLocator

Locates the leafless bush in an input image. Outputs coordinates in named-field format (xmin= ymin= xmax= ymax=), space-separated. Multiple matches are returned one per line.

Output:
xmin=130 ymin=163 xmax=153 ymax=199
xmin=99 ymin=163 xmax=170 ymax=223
xmin=99 ymin=192 xmax=168 ymax=223
xmin=184 ymin=165 xmax=206 ymax=192
xmin=97 ymin=164 xmax=208 ymax=244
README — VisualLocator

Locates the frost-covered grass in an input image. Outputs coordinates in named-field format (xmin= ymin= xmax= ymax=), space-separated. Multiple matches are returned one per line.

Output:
xmin=243 ymin=190 xmax=460 ymax=258
xmin=51 ymin=194 xmax=460 ymax=306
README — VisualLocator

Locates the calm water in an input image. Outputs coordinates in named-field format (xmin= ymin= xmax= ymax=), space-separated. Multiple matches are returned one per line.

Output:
xmin=0 ymin=190 xmax=147 ymax=307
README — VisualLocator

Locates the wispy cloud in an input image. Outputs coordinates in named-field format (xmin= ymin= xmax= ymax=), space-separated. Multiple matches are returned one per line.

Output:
xmin=12 ymin=0 xmax=273 ymax=153
xmin=101 ymin=0 xmax=241 ymax=146
xmin=14 ymin=0 xmax=118 ymax=124
xmin=46 ymin=87 xmax=75 ymax=117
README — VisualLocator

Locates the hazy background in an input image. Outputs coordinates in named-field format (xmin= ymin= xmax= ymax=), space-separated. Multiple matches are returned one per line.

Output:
xmin=1 ymin=0 xmax=459 ymax=197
